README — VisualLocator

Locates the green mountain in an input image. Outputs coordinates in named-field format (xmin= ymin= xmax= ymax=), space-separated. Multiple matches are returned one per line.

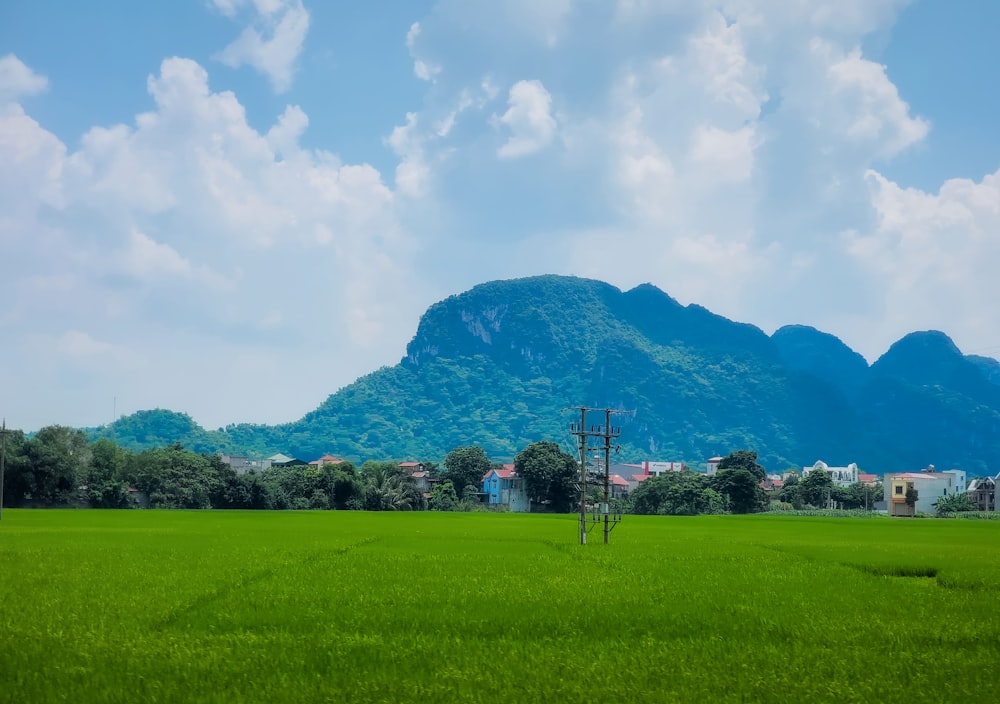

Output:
xmin=88 ymin=275 xmax=1000 ymax=474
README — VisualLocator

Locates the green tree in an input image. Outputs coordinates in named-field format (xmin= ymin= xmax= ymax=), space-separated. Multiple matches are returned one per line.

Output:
xmin=442 ymin=446 xmax=492 ymax=498
xmin=22 ymin=425 xmax=90 ymax=506
xmin=630 ymin=472 xmax=715 ymax=515
xmin=83 ymin=438 xmax=131 ymax=508
xmin=513 ymin=441 xmax=579 ymax=512
xmin=904 ymin=485 xmax=918 ymax=512
xmin=428 ymin=480 xmax=459 ymax=511
xmin=363 ymin=464 xmax=415 ymax=511
xmin=711 ymin=468 xmax=766 ymax=514
xmin=323 ymin=462 xmax=363 ymax=510
xmin=934 ymin=491 xmax=975 ymax=516
xmin=128 ymin=444 xmax=222 ymax=509
xmin=0 ymin=427 xmax=31 ymax=508
xmin=778 ymin=474 xmax=803 ymax=508
xmin=717 ymin=450 xmax=766 ymax=482
xmin=838 ymin=481 xmax=882 ymax=510
xmin=799 ymin=467 xmax=834 ymax=508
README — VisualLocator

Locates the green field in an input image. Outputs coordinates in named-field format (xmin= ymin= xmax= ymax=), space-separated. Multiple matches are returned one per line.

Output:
xmin=1 ymin=511 xmax=998 ymax=703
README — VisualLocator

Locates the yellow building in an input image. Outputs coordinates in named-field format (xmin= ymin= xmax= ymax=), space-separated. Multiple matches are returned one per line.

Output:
xmin=888 ymin=475 xmax=916 ymax=517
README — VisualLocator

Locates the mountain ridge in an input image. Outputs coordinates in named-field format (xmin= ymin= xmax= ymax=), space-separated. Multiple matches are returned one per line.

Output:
xmin=86 ymin=275 xmax=1000 ymax=475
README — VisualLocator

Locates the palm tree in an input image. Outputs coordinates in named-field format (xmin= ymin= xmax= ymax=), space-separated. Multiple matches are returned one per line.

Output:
xmin=363 ymin=466 xmax=414 ymax=511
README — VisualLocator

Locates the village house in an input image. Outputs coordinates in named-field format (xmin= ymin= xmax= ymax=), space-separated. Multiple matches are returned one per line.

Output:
xmin=220 ymin=454 xmax=251 ymax=473
xmin=309 ymin=454 xmax=343 ymax=468
xmin=803 ymin=461 xmax=859 ymax=487
xmin=884 ymin=466 xmax=967 ymax=516
xmin=707 ymin=456 xmax=724 ymax=476
xmin=967 ymin=476 xmax=996 ymax=512
xmin=267 ymin=453 xmax=308 ymax=467
xmin=398 ymin=461 xmax=435 ymax=496
xmin=609 ymin=474 xmax=630 ymax=500
xmin=481 ymin=464 xmax=530 ymax=512
xmin=625 ymin=473 xmax=649 ymax=494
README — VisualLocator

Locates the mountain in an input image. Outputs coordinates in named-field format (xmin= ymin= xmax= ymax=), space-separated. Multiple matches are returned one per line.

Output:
xmin=771 ymin=324 xmax=869 ymax=399
xmin=88 ymin=275 xmax=1000 ymax=474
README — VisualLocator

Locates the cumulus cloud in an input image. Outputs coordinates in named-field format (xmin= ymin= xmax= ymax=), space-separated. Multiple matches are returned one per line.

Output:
xmin=495 ymin=79 xmax=557 ymax=158
xmin=390 ymin=0 xmax=944 ymax=340
xmin=0 ymin=54 xmax=48 ymax=104
xmin=842 ymin=168 xmax=1000 ymax=355
xmin=9 ymin=1 xmax=994 ymax=431
xmin=1 ymin=54 xmax=428 ymax=429
xmin=814 ymin=40 xmax=929 ymax=157
xmin=214 ymin=0 xmax=310 ymax=92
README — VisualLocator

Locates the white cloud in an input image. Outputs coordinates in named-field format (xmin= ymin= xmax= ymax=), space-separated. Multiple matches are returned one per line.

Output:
xmin=120 ymin=229 xmax=194 ymax=279
xmin=0 ymin=55 xmax=431 ymax=430
xmin=0 ymin=54 xmax=48 ymax=104
xmin=841 ymin=169 xmax=1000 ymax=356
xmin=266 ymin=104 xmax=309 ymax=157
xmin=214 ymin=0 xmax=310 ymax=92
xmin=689 ymin=12 xmax=767 ymax=119
xmin=406 ymin=22 xmax=441 ymax=82
xmin=386 ymin=111 xmax=430 ymax=198
xmin=815 ymin=40 xmax=929 ymax=157
xmin=9 ymin=0 xmax=994 ymax=432
xmin=688 ymin=125 xmax=757 ymax=182
xmin=496 ymin=79 xmax=557 ymax=158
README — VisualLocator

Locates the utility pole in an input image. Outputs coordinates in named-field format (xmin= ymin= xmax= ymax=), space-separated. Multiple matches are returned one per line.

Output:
xmin=569 ymin=407 xmax=624 ymax=544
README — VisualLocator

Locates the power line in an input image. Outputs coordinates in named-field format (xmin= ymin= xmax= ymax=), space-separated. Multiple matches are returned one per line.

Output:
xmin=568 ymin=407 xmax=626 ymax=545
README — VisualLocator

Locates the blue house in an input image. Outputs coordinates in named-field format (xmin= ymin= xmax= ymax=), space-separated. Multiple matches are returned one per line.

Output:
xmin=482 ymin=464 xmax=531 ymax=512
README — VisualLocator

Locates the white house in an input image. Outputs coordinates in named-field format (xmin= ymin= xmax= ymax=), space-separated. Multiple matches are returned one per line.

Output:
xmin=482 ymin=465 xmax=530 ymax=512
xmin=804 ymin=461 xmax=859 ymax=487
xmin=884 ymin=468 xmax=967 ymax=516
xmin=707 ymin=457 xmax=723 ymax=476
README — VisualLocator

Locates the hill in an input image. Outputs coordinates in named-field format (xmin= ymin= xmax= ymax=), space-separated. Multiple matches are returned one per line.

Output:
xmin=87 ymin=275 xmax=1000 ymax=474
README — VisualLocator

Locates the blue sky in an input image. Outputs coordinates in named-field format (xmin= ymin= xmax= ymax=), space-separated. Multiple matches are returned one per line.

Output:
xmin=2 ymin=0 xmax=999 ymax=432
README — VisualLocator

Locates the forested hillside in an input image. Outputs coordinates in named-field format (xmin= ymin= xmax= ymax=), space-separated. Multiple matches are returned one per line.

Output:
xmin=85 ymin=275 xmax=1000 ymax=474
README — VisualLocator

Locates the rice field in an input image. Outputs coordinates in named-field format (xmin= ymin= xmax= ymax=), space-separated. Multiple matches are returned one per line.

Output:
xmin=1 ymin=510 xmax=998 ymax=703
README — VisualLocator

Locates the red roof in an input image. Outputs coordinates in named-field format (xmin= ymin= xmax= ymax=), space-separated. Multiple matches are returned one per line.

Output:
xmin=399 ymin=461 xmax=422 ymax=468
xmin=310 ymin=455 xmax=342 ymax=465
xmin=858 ymin=473 xmax=878 ymax=482
xmin=891 ymin=472 xmax=946 ymax=480
xmin=483 ymin=468 xmax=516 ymax=480
xmin=610 ymin=474 xmax=629 ymax=487
xmin=631 ymin=474 xmax=649 ymax=483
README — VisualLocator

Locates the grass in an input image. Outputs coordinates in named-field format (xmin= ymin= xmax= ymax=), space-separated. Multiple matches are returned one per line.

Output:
xmin=1 ymin=510 xmax=998 ymax=703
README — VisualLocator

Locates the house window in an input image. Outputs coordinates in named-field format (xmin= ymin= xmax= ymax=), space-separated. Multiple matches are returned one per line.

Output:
xmin=895 ymin=485 xmax=903 ymax=495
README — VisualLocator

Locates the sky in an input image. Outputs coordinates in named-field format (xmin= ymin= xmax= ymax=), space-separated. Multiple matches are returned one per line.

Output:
xmin=2 ymin=0 xmax=999 ymax=432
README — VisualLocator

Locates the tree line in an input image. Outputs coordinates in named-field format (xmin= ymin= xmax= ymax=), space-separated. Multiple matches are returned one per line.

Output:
xmin=0 ymin=425 xmax=583 ymax=512
xmin=1 ymin=427 xmax=886 ymax=515
xmin=628 ymin=450 xmax=885 ymax=515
